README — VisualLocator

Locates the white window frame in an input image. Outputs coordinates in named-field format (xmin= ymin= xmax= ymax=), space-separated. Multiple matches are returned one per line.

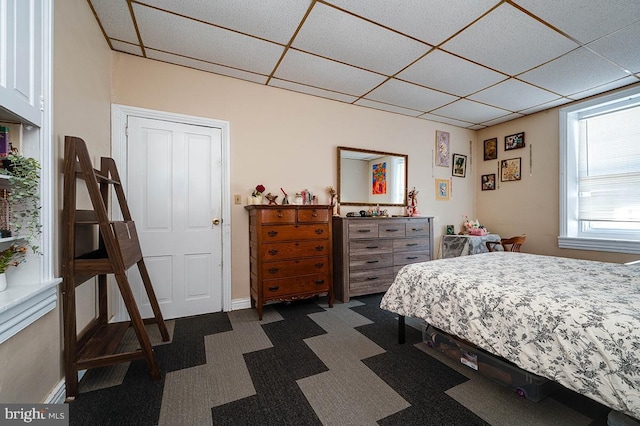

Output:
xmin=559 ymin=84 xmax=640 ymax=254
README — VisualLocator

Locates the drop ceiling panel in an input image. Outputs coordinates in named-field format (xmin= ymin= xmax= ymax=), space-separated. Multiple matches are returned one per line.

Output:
xmin=133 ymin=3 xmax=284 ymax=75
xmin=325 ymin=0 xmax=499 ymax=45
xmin=354 ymin=99 xmax=423 ymax=117
xmin=519 ymin=48 xmax=631 ymax=97
xmin=481 ymin=113 xmax=525 ymax=127
xmin=274 ymin=50 xmax=387 ymax=96
xmin=418 ymin=113 xmax=475 ymax=128
xmin=588 ymin=21 xmax=640 ymax=74
xmin=142 ymin=0 xmax=312 ymax=44
xmin=567 ymin=76 xmax=640 ymax=101
xmin=397 ymin=49 xmax=506 ymax=97
xmin=442 ymin=3 xmax=579 ymax=75
xmin=110 ymin=40 xmax=143 ymax=56
xmin=292 ymin=3 xmax=430 ymax=75
xmin=512 ymin=0 xmax=640 ymax=44
xmin=269 ymin=79 xmax=358 ymax=104
xmin=468 ymin=79 xmax=561 ymax=112
xmin=518 ymin=98 xmax=572 ymax=115
xmin=90 ymin=0 xmax=138 ymax=44
xmin=431 ymin=99 xmax=509 ymax=124
xmin=147 ymin=50 xmax=269 ymax=84
xmin=365 ymin=79 xmax=458 ymax=112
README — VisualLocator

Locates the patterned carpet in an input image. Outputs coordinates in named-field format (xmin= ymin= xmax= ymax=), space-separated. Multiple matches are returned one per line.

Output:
xmin=69 ymin=294 xmax=611 ymax=426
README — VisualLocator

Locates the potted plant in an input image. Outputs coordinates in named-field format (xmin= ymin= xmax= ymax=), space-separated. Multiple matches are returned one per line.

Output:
xmin=2 ymin=153 xmax=42 ymax=253
xmin=0 ymin=244 xmax=27 ymax=291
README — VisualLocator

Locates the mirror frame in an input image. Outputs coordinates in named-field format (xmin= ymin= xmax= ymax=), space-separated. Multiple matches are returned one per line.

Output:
xmin=337 ymin=146 xmax=408 ymax=207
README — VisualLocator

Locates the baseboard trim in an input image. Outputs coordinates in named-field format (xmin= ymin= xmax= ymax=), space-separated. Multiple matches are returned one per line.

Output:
xmin=45 ymin=370 xmax=85 ymax=404
xmin=231 ymin=297 xmax=251 ymax=311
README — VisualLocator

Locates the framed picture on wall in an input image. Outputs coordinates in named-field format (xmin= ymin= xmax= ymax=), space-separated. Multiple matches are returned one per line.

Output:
xmin=501 ymin=158 xmax=522 ymax=181
xmin=435 ymin=178 xmax=450 ymax=200
xmin=505 ymin=132 xmax=525 ymax=150
xmin=481 ymin=173 xmax=496 ymax=190
xmin=452 ymin=153 xmax=467 ymax=177
xmin=483 ymin=138 xmax=497 ymax=160
xmin=435 ymin=130 xmax=450 ymax=167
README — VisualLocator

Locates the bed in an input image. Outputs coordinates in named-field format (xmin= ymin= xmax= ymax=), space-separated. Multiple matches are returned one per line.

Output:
xmin=380 ymin=252 xmax=640 ymax=420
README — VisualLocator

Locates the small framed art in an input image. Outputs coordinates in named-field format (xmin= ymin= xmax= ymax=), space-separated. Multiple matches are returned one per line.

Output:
xmin=452 ymin=153 xmax=467 ymax=177
xmin=481 ymin=173 xmax=496 ymax=190
xmin=435 ymin=130 xmax=450 ymax=167
xmin=501 ymin=158 xmax=521 ymax=181
xmin=505 ymin=132 xmax=525 ymax=150
xmin=435 ymin=179 xmax=450 ymax=200
xmin=483 ymin=138 xmax=497 ymax=160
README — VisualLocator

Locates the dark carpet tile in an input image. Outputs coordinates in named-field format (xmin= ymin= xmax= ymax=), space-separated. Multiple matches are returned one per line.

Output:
xmin=551 ymin=386 xmax=610 ymax=425
xmin=70 ymin=359 xmax=164 ymax=426
xmin=270 ymin=296 xmax=328 ymax=320
xmin=157 ymin=311 xmax=232 ymax=373
xmin=211 ymin=313 xmax=326 ymax=425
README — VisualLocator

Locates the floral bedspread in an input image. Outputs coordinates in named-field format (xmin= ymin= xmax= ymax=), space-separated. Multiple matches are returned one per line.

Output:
xmin=380 ymin=252 xmax=640 ymax=419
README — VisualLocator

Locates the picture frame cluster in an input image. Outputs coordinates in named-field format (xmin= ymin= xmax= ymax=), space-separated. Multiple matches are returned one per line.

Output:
xmin=482 ymin=131 xmax=525 ymax=190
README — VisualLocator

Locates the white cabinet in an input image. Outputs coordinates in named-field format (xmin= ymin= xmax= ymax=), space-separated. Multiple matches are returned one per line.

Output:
xmin=0 ymin=0 xmax=44 ymax=127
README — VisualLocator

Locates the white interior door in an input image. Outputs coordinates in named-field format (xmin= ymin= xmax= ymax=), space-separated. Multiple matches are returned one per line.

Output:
xmin=125 ymin=116 xmax=223 ymax=319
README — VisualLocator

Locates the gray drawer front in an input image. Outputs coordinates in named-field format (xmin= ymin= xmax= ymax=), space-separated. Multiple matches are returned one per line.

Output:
xmin=405 ymin=222 xmax=430 ymax=237
xmin=349 ymin=253 xmax=393 ymax=271
xmin=349 ymin=267 xmax=396 ymax=290
xmin=348 ymin=222 xmax=378 ymax=239
xmin=349 ymin=239 xmax=393 ymax=255
xmin=393 ymin=237 xmax=430 ymax=252
xmin=393 ymin=252 xmax=430 ymax=266
xmin=378 ymin=222 xmax=405 ymax=238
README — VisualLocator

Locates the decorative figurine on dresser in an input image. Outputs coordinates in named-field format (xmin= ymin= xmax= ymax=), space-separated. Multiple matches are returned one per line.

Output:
xmin=333 ymin=216 xmax=434 ymax=302
xmin=245 ymin=205 xmax=334 ymax=319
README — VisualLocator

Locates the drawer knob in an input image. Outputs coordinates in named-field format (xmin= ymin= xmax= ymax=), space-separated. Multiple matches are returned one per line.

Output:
xmin=312 ymin=211 xmax=318 ymax=217
xmin=406 ymin=243 xmax=418 ymax=246
xmin=314 ymin=279 xmax=325 ymax=285
xmin=268 ymin=249 xmax=279 ymax=256
xmin=366 ymin=246 xmax=379 ymax=249
xmin=366 ymin=260 xmax=379 ymax=264
xmin=315 ymin=263 xmax=324 ymax=268
xmin=412 ymin=228 xmax=424 ymax=231
xmin=315 ymin=229 xmax=324 ymax=235
xmin=277 ymin=210 xmax=284 ymax=218
xmin=358 ymin=229 xmax=371 ymax=233
xmin=268 ymin=286 xmax=279 ymax=292
xmin=406 ymin=256 xmax=418 ymax=260
xmin=268 ymin=267 xmax=279 ymax=274
xmin=315 ymin=245 xmax=324 ymax=251
xmin=366 ymin=276 xmax=379 ymax=281
xmin=386 ymin=229 xmax=399 ymax=232
xmin=268 ymin=231 xmax=278 ymax=237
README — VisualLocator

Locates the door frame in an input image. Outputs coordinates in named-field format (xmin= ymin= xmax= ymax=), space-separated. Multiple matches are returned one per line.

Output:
xmin=110 ymin=104 xmax=232 ymax=321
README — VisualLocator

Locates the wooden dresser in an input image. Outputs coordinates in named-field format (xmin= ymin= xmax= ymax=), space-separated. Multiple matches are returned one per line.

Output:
xmin=246 ymin=205 xmax=333 ymax=319
xmin=333 ymin=216 xmax=434 ymax=302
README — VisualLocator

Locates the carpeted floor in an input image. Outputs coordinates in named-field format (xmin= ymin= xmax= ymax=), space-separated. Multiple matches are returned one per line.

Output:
xmin=69 ymin=294 xmax=612 ymax=425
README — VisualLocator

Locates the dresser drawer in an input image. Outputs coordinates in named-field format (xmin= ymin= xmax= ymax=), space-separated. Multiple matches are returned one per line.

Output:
xmin=260 ymin=240 xmax=329 ymax=261
xmin=393 ymin=251 xmax=430 ymax=266
xmin=348 ymin=222 xmax=378 ymax=239
xmin=259 ymin=208 xmax=296 ymax=224
xmin=378 ymin=222 xmax=406 ymax=238
xmin=349 ymin=253 xmax=393 ymax=271
xmin=349 ymin=239 xmax=393 ymax=255
xmin=263 ymin=274 xmax=329 ymax=298
xmin=262 ymin=257 xmax=328 ymax=279
xmin=298 ymin=208 xmax=329 ymax=223
xmin=349 ymin=268 xmax=396 ymax=293
xmin=405 ymin=222 xmax=430 ymax=237
xmin=393 ymin=237 xmax=430 ymax=252
xmin=261 ymin=224 xmax=329 ymax=241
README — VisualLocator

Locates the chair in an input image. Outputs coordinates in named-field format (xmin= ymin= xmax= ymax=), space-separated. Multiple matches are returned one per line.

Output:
xmin=486 ymin=235 xmax=526 ymax=252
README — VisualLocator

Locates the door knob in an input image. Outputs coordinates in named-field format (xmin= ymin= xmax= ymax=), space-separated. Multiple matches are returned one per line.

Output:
xmin=212 ymin=218 xmax=221 ymax=226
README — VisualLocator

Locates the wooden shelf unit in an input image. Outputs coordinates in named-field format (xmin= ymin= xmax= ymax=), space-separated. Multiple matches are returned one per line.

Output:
xmin=62 ymin=136 xmax=169 ymax=401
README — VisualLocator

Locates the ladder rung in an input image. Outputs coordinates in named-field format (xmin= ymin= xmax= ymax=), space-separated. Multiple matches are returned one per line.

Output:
xmin=75 ymin=209 xmax=97 ymax=223
xmin=73 ymin=161 xmax=121 ymax=185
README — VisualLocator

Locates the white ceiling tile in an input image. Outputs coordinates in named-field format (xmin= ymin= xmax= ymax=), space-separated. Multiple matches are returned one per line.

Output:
xmin=518 ymin=98 xmax=572 ymax=115
xmin=365 ymin=79 xmax=458 ymax=112
xmin=142 ymin=0 xmax=312 ymax=44
xmin=146 ymin=49 xmax=268 ymax=84
xmin=480 ymin=113 xmax=525 ymax=127
xmin=588 ymin=21 xmax=640 ymax=74
xmin=293 ymin=3 xmax=430 ymax=75
xmin=468 ymin=79 xmax=561 ymax=112
xmin=419 ymin=114 xmax=475 ymax=128
xmin=110 ymin=40 xmax=143 ymax=56
xmin=512 ymin=0 xmax=640 ymax=44
xmin=468 ymin=124 xmax=488 ymax=130
xmin=133 ymin=4 xmax=284 ymax=75
xmin=274 ymin=50 xmax=386 ymax=96
xmin=431 ymin=99 xmax=509 ymax=123
xmin=269 ymin=79 xmax=358 ymax=104
xmin=566 ymin=77 xmax=640 ymax=101
xmin=324 ymin=0 xmax=499 ymax=45
xmin=354 ymin=99 xmax=423 ymax=117
xmin=90 ymin=0 xmax=138 ymax=44
xmin=397 ymin=49 xmax=506 ymax=97
xmin=442 ymin=4 xmax=578 ymax=75
xmin=519 ymin=48 xmax=630 ymax=96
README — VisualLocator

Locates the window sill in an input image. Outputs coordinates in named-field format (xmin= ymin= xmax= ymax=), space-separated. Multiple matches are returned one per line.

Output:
xmin=0 ymin=279 xmax=61 ymax=344
xmin=558 ymin=236 xmax=640 ymax=254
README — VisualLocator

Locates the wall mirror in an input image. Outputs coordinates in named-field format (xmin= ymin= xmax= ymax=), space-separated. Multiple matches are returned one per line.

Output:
xmin=338 ymin=146 xmax=408 ymax=207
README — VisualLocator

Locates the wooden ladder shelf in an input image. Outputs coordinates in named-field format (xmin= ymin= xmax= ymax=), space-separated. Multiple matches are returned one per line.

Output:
xmin=62 ymin=136 xmax=169 ymax=401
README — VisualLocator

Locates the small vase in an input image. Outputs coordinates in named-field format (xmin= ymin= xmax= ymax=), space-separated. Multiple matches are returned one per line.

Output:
xmin=0 ymin=273 xmax=7 ymax=292
xmin=250 ymin=195 xmax=262 ymax=205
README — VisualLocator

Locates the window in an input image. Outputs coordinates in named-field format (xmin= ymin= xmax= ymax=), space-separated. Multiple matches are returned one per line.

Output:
xmin=559 ymin=85 xmax=640 ymax=253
